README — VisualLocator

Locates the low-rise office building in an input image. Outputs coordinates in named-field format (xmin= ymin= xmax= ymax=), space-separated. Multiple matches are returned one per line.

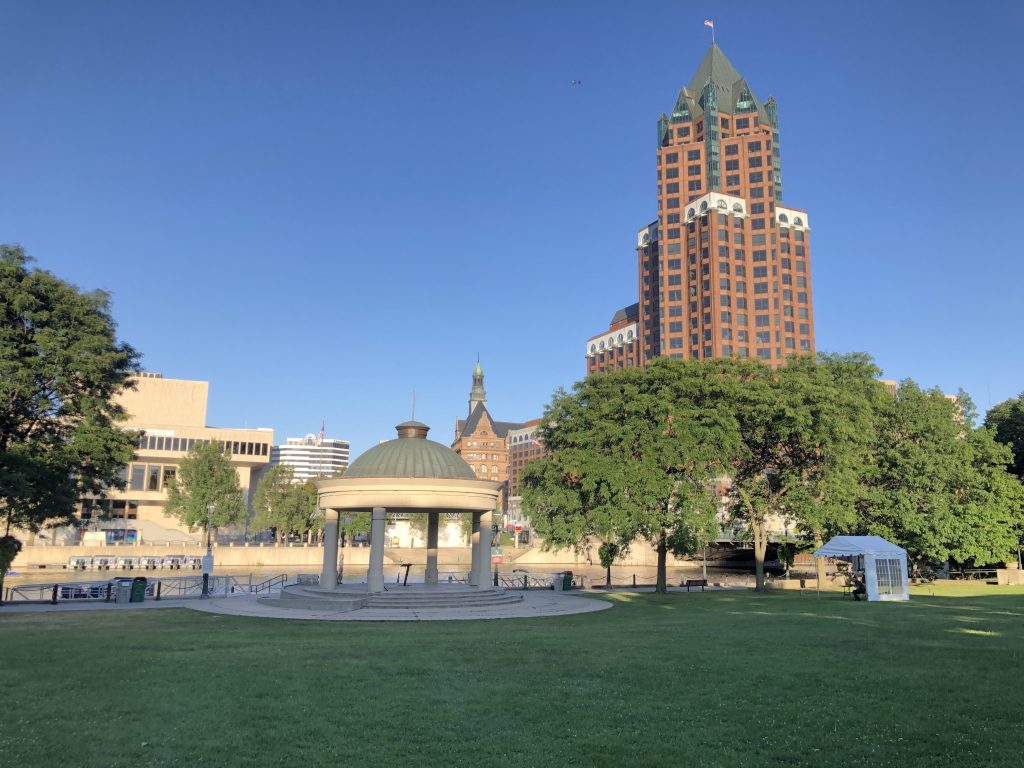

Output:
xmin=79 ymin=373 xmax=273 ymax=544
xmin=271 ymin=434 xmax=350 ymax=481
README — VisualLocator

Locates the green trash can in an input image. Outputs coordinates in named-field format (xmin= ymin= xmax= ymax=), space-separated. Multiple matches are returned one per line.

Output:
xmin=561 ymin=571 xmax=574 ymax=591
xmin=129 ymin=577 xmax=147 ymax=603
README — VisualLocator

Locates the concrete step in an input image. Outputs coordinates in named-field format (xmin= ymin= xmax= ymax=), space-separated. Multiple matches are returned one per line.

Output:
xmin=364 ymin=592 xmax=523 ymax=609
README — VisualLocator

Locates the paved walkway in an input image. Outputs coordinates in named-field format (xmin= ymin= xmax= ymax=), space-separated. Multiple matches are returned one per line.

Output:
xmin=2 ymin=586 xmax=736 ymax=621
xmin=0 ymin=598 xmax=194 ymax=614
xmin=189 ymin=590 xmax=613 ymax=621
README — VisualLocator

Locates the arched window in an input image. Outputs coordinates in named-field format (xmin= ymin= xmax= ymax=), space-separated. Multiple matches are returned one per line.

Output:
xmin=617 ymin=333 xmax=623 ymax=343
xmin=778 ymin=213 xmax=789 ymax=223
xmin=687 ymin=207 xmax=696 ymax=218
xmin=480 ymin=465 xmax=488 ymax=473
xmin=700 ymin=201 xmax=708 ymax=212
xmin=717 ymin=199 xmax=727 ymax=209
xmin=627 ymin=329 xmax=634 ymax=340
xmin=590 ymin=344 xmax=596 ymax=353
xmin=599 ymin=340 xmax=605 ymax=350
xmin=793 ymin=216 xmax=804 ymax=226
xmin=492 ymin=465 xmax=498 ymax=474
xmin=732 ymin=202 xmax=743 ymax=213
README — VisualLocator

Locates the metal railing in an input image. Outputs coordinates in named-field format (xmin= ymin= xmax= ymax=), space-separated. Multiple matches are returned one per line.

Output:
xmin=3 ymin=574 xmax=252 ymax=604
xmin=5 ymin=580 xmax=115 ymax=603
xmin=250 ymin=574 xmax=287 ymax=595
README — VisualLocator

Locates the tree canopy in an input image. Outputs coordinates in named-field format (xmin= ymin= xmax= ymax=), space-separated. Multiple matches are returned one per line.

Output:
xmin=251 ymin=465 xmax=319 ymax=543
xmin=164 ymin=441 xmax=246 ymax=537
xmin=0 ymin=245 xmax=139 ymax=535
xmin=525 ymin=354 xmax=1024 ymax=590
xmin=986 ymin=393 xmax=1024 ymax=482
xmin=523 ymin=358 xmax=739 ymax=593
xmin=861 ymin=383 xmax=1024 ymax=570
xmin=727 ymin=353 xmax=889 ymax=589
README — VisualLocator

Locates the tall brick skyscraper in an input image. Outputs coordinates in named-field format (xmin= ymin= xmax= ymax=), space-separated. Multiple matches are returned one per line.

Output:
xmin=586 ymin=44 xmax=815 ymax=373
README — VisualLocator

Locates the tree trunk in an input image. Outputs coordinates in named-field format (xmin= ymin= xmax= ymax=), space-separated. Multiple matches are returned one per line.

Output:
xmin=606 ymin=565 xmax=611 ymax=588
xmin=753 ymin=519 xmax=767 ymax=592
xmin=814 ymin=532 xmax=826 ymax=586
xmin=656 ymin=530 xmax=668 ymax=594
xmin=275 ymin=528 xmax=282 ymax=545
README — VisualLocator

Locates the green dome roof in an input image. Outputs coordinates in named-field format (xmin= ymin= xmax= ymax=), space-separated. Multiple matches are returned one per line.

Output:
xmin=345 ymin=421 xmax=477 ymax=480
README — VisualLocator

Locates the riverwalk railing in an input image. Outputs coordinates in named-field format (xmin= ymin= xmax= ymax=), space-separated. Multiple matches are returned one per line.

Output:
xmin=3 ymin=574 xmax=253 ymax=604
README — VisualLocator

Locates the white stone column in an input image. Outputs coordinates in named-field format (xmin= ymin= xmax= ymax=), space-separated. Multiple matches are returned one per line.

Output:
xmin=321 ymin=509 xmax=339 ymax=590
xmin=475 ymin=509 xmax=492 ymax=589
xmin=425 ymin=511 xmax=439 ymax=585
xmin=368 ymin=507 xmax=386 ymax=593
xmin=468 ymin=512 xmax=481 ymax=586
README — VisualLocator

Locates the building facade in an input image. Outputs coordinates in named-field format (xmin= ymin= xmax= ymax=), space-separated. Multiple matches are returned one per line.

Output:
xmin=451 ymin=362 xmax=524 ymax=511
xmin=585 ymin=303 xmax=641 ymax=375
xmin=271 ymin=435 xmax=350 ymax=481
xmin=506 ymin=419 xmax=546 ymax=523
xmin=587 ymin=43 xmax=815 ymax=372
xmin=79 ymin=373 xmax=273 ymax=543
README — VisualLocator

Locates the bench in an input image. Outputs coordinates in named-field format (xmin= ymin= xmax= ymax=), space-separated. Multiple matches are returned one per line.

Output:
xmin=682 ymin=579 xmax=707 ymax=592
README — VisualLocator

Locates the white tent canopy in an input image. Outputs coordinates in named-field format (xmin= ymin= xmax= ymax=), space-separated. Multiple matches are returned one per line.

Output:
xmin=814 ymin=535 xmax=910 ymax=601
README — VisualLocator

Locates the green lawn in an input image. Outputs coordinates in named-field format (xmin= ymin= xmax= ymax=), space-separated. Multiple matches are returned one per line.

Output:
xmin=2 ymin=587 xmax=1023 ymax=768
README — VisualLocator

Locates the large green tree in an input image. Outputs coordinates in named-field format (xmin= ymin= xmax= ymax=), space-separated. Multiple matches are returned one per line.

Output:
xmin=0 ymin=535 xmax=23 ymax=606
xmin=773 ymin=353 xmax=890 ymax=585
xmin=251 ymin=465 xmax=319 ymax=543
xmin=524 ymin=359 xmax=739 ymax=593
xmin=164 ymin=441 xmax=246 ymax=540
xmin=986 ymin=393 xmax=1024 ymax=482
xmin=0 ymin=245 xmax=139 ymax=536
xmin=861 ymin=383 xmax=1024 ymax=570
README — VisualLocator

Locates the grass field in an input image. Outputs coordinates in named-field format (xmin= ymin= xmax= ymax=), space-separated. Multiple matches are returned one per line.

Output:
xmin=2 ymin=586 xmax=1023 ymax=767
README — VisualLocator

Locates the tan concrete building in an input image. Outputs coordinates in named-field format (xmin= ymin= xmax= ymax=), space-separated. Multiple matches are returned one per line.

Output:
xmin=79 ymin=372 xmax=273 ymax=544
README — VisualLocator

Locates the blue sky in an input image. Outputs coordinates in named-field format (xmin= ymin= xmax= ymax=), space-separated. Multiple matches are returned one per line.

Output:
xmin=3 ymin=1 xmax=1023 ymax=457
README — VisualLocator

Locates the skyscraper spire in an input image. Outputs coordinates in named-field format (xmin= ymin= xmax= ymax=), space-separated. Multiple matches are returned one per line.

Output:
xmin=468 ymin=360 xmax=487 ymax=414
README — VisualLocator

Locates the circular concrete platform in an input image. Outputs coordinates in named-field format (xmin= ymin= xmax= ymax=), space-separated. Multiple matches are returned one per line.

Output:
xmin=188 ymin=590 xmax=612 ymax=622
xmin=269 ymin=582 xmax=525 ymax=613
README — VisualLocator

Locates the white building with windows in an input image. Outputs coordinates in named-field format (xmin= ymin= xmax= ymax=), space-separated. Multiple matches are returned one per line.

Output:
xmin=271 ymin=435 xmax=351 ymax=481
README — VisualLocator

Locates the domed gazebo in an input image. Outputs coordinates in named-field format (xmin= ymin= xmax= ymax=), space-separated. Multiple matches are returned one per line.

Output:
xmin=314 ymin=420 xmax=502 ymax=593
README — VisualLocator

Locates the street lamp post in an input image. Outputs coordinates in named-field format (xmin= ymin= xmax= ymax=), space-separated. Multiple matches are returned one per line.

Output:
xmin=201 ymin=502 xmax=215 ymax=598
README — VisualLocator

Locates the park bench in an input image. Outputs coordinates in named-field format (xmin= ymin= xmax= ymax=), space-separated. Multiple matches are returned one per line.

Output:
xmin=682 ymin=579 xmax=707 ymax=592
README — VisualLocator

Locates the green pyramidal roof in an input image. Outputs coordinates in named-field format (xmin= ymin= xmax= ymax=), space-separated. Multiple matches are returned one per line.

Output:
xmin=688 ymin=43 xmax=744 ymax=93
xmin=345 ymin=421 xmax=477 ymax=480
xmin=673 ymin=43 xmax=769 ymax=124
